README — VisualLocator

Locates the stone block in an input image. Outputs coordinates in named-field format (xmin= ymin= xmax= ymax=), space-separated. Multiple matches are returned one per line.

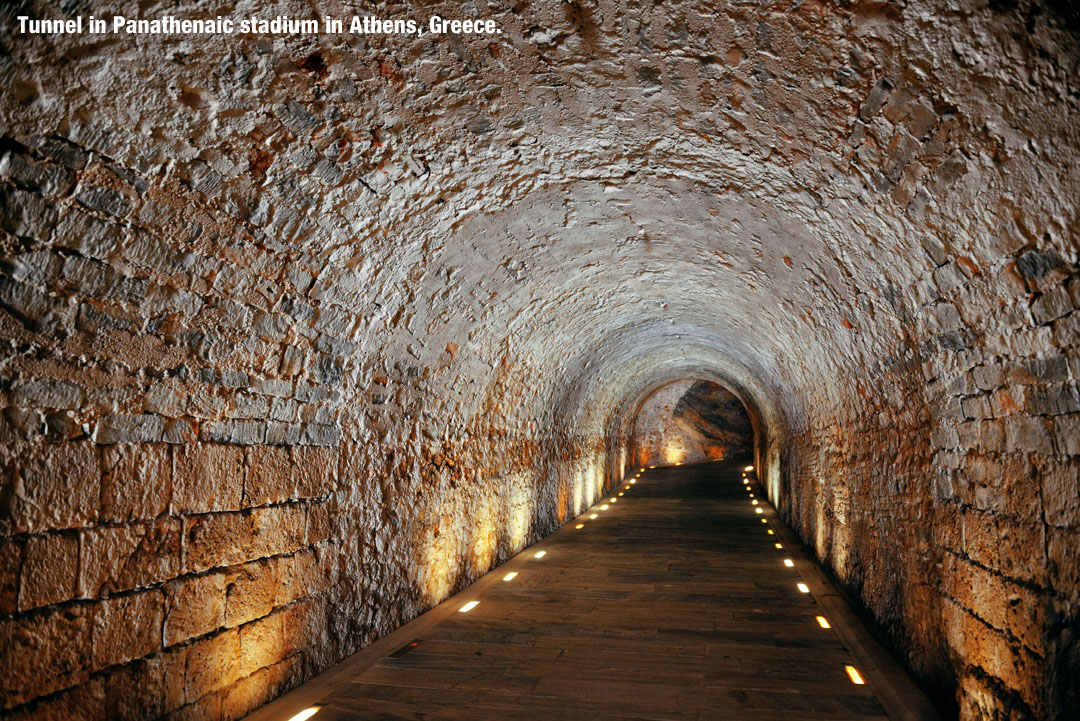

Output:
xmin=183 ymin=513 xmax=253 ymax=573
xmin=0 ymin=151 xmax=75 ymax=195
xmin=5 ymin=442 xmax=100 ymax=533
xmin=94 ymin=413 xmax=165 ymax=444
xmin=239 ymin=611 xmax=287 ymax=678
xmin=0 ymin=604 xmax=93 ymax=708
xmin=300 ymin=422 xmax=341 ymax=447
xmin=200 ymin=419 xmax=266 ymax=445
xmin=0 ymin=185 xmax=58 ymax=238
xmin=19 ymin=532 xmax=79 ymax=610
xmin=80 ymin=519 xmax=182 ymax=596
xmin=224 ymin=558 xmax=284 ymax=628
xmin=163 ymin=418 xmax=199 ymax=444
xmin=164 ymin=572 xmax=227 ymax=646
xmin=268 ymin=397 xmax=300 ymax=422
xmin=245 ymin=446 xmax=293 ymax=506
xmin=293 ymin=446 xmax=338 ymax=497
xmin=1052 ymin=413 xmax=1080 ymax=455
xmin=227 ymin=393 xmax=270 ymax=420
xmin=306 ymin=502 xmax=333 ymax=545
xmin=75 ymin=185 xmax=132 ymax=217
xmin=101 ymin=443 xmax=171 ymax=522
xmin=1039 ymin=458 xmax=1080 ymax=528
xmin=144 ymin=385 xmax=185 ymax=416
xmin=0 ymin=277 xmax=65 ymax=330
xmin=173 ymin=444 xmax=244 ymax=514
xmin=1004 ymin=416 xmax=1053 ymax=454
xmin=11 ymin=378 xmax=85 ymax=410
xmin=249 ymin=505 xmax=307 ymax=560
xmin=249 ymin=377 xmax=293 ymax=398
xmin=265 ymin=421 xmax=302 ymax=446
xmin=51 ymin=209 xmax=122 ymax=260
xmin=92 ymin=589 xmax=164 ymax=670
xmin=184 ymin=628 xmax=243 ymax=703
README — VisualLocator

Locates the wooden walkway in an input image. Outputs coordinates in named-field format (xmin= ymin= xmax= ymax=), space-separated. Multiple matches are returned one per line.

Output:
xmin=248 ymin=460 xmax=940 ymax=721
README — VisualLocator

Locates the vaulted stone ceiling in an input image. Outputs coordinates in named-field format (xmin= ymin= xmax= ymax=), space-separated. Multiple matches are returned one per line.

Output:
xmin=0 ymin=0 xmax=1077 ymax=719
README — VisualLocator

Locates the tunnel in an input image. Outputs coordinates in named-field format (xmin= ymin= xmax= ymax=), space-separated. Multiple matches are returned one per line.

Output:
xmin=0 ymin=0 xmax=1077 ymax=718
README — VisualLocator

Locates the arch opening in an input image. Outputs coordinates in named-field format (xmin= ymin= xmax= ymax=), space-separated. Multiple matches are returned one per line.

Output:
xmin=628 ymin=378 xmax=755 ymax=468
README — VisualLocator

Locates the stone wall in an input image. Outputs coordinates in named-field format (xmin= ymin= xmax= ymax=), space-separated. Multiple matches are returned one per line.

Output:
xmin=0 ymin=0 xmax=1077 ymax=719
xmin=630 ymin=379 xmax=754 ymax=466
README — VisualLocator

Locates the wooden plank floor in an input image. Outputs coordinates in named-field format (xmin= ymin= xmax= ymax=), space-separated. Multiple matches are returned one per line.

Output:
xmin=248 ymin=460 xmax=940 ymax=721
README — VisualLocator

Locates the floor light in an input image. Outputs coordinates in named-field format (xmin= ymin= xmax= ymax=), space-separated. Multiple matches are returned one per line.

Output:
xmin=816 ymin=616 xmax=831 ymax=629
xmin=287 ymin=708 xmax=322 ymax=721
xmin=503 ymin=572 xmax=518 ymax=581
xmin=797 ymin=583 xmax=809 ymax=594
xmin=845 ymin=665 xmax=865 ymax=685
xmin=459 ymin=601 xmax=479 ymax=612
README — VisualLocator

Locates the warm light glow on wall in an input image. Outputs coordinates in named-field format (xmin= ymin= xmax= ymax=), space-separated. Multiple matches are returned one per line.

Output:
xmin=664 ymin=444 xmax=686 ymax=465
xmin=287 ymin=707 xmax=322 ymax=721
xmin=816 ymin=616 xmax=831 ymax=629
xmin=845 ymin=665 xmax=866 ymax=685
xmin=459 ymin=601 xmax=479 ymax=613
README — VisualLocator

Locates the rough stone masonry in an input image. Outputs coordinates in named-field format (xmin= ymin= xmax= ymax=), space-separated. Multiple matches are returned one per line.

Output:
xmin=0 ymin=0 xmax=1077 ymax=719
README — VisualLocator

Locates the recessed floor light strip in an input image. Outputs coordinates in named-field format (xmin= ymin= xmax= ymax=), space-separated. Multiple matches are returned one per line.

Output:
xmin=845 ymin=665 xmax=866 ymax=685
xmin=459 ymin=601 xmax=479 ymax=613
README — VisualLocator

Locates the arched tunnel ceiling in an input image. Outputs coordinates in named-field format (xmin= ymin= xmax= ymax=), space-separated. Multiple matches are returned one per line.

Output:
xmin=1 ymin=0 xmax=1078 ymax=718
xmin=4 ymin=0 xmax=1076 ymax=432
xmin=3 ymin=0 xmax=1076 ymax=395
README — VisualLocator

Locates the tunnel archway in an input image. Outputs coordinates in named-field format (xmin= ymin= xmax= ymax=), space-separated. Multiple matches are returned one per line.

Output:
xmin=627 ymin=377 xmax=755 ymax=467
